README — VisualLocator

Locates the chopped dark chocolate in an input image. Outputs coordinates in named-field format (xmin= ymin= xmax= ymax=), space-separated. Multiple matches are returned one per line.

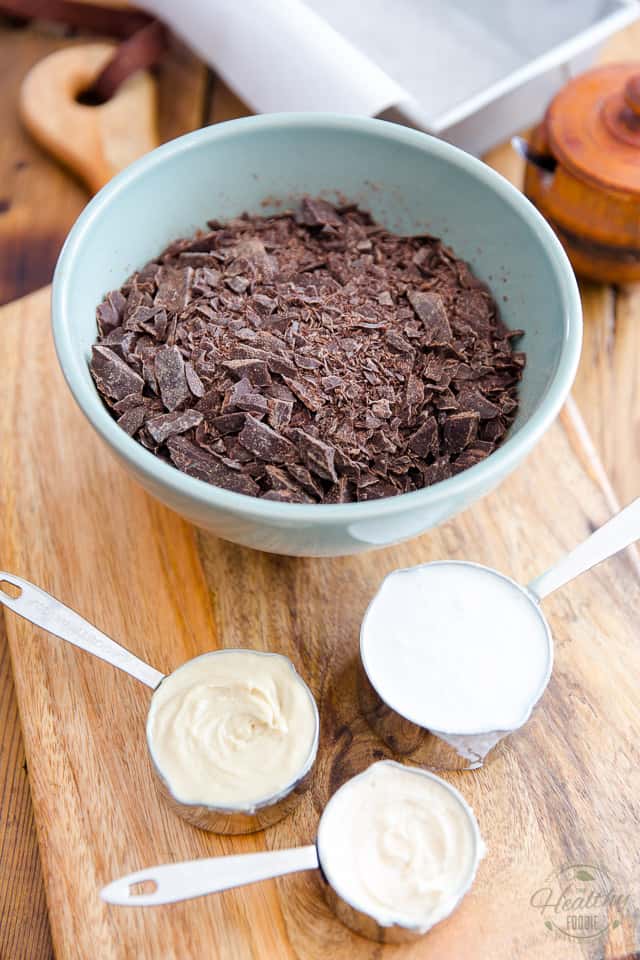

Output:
xmin=292 ymin=429 xmax=338 ymax=482
xmin=147 ymin=409 xmax=204 ymax=444
xmin=267 ymin=397 xmax=293 ymax=431
xmin=407 ymin=416 xmax=439 ymax=458
xmin=154 ymin=345 xmax=190 ymax=411
xmin=167 ymin=435 xmax=259 ymax=496
xmin=117 ymin=405 xmax=145 ymax=436
xmin=238 ymin=415 xmax=296 ymax=463
xmin=91 ymin=199 xmax=524 ymax=502
xmin=443 ymin=411 xmax=479 ymax=454
xmin=406 ymin=290 xmax=452 ymax=345
xmin=90 ymin=345 xmax=144 ymax=402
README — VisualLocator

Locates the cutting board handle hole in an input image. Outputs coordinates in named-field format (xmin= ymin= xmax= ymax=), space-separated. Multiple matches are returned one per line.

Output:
xmin=0 ymin=580 xmax=22 ymax=599
xmin=129 ymin=879 xmax=157 ymax=897
xmin=75 ymin=87 xmax=109 ymax=108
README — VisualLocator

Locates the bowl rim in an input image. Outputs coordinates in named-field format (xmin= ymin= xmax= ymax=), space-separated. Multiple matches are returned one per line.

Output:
xmin=52 ymin=112 xmax=582 ymax=524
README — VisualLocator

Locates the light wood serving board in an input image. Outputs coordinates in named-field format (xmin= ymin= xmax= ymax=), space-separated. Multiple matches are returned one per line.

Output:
xmin=1 ymin=286 xmax=639 ymax=959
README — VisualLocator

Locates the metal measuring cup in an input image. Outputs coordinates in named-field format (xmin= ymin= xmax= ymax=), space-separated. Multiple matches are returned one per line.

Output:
xmin=359 ymin=497 xmax=640 ymax=769
xmin=101 ymin=760 xmax=484 ymax=944
xmin=0 ymin=574 xmax=319 ymax=834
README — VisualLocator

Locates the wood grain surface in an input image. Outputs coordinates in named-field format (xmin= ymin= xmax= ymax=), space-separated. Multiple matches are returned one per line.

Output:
xmin=1 ymin=281 xmax=639 ymax=959
xmin=0 ymin=22 xmax=206 ymax=959
xmin=1 ymin=15 xmax=639 ymax=960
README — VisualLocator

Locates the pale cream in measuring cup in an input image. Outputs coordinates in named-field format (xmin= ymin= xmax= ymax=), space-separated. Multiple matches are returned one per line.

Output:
xmin=147 ymin=650 xmax=318 ymax=819
xmin=102 ymin=759 xmax=484 ymax=944
xmin=0 ymin=574 xmax=319 ymax=833
xmin=318 ymin=761 xmax=483 ymax=938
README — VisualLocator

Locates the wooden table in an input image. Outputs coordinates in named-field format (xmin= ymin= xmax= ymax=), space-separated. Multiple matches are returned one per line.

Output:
xmin=0 ymin=17 xmax=638 ymax=960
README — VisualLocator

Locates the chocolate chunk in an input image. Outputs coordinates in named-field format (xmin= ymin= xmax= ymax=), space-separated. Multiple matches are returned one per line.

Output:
xmin=482 ymin=417 xmax=507 ymax=443
xmin=225 ymin=377 xmax=269 ymax=416
xmin=266 ymin=355 xmax=298 ymax=379
xmin=154 ymin=345 xmax=190 ymax=411
xmin=167 ymin=436 xmax=259 ymax=496
xmin=252 ymin=294 xmax=277 ymax=315
xmin=454 ymin=447 xmax=490 ymax=472
xmin=292 ymin=429 xmax=338 ymax=482
xmin=386 ymin=330 xmax=414 ymax=354
xmin=422 ymin=458 xmax=453 ymax=485
xmin=155 ymin=266 xmax=193 ymax=313
xmin=117 ymin=405 xmax=145 ymax=436
xmin=325 ymin=476 xmax=353 ymax=503
xmin=147 ymin=409 xmax=203 ymax=444
xmin=96 ymin=290 xmax=126 ymax=336
xmin=405 ymin=374 xmax=424 ymax=409
xmin=282 ymin=376 xmax=325 ymax=412
xmin=286 ymin=463 xmax=324 ymax=498
xmin=456 ymin=384 xmax=501 ymax=419
xmin=407 ymin=416 xmax=439 ymax=458
xmin=238 ymin=415 xmax=296 ymax=463
xmin=443 ymin=412 xmax=479 ymax=454
xmin=113 ymin=392 xmax=147 ymax=414
xmin=90 ymin=345 xmax=144 ymax=402
xmin=226 ymin=275 xmax=250 ymax=294
xmin=91 ymin=198 xmax=523 ymax=503
xmin=185 ymin=361 xmax=205 ymax=398
xmin=208 ymin=412 xmax=246 ymax=435
xmin=457 ymin=289 xmax=492 ymax=330
xmin=264 ymin=466 xmax=315 ymax=503
xmin=371 ymin=398 xmax=392 ymax=419
xmin=223 ymin=359 xmax=272 ymax=386
xmin=406 ymin=290 xmax=452 ymax=344
xmin=299 ymin=197 xmax=343 ymax=227
xmin=267 ymin=397 xmax=293 ymax=431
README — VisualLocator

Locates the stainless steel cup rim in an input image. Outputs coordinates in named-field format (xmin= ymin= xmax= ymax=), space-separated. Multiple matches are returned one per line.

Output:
xmin=146 ymin=648 xmax=320 ymax=815
xmin=316 ymin=759 xmax=484 ymax=935
xmin=360 ymin=560 xmax=554 ymax=738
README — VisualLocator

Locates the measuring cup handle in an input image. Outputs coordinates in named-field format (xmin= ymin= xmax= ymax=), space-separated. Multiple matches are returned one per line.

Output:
xmin=100 ymin=845 xmax=319 ymax=906
xmin=0 ymin=573 xmax=164 ymax=689
xmin=528 ymin=498 xmax=640 ymax=601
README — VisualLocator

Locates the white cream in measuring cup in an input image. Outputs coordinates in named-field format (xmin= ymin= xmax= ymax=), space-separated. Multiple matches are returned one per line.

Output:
xmin=361 ymin=561 xmax=552 ymax=763
xmin=360 ymin=497 xmax=640 ymax=765
xmin=102 ymin=760 xmax=484 ymax=944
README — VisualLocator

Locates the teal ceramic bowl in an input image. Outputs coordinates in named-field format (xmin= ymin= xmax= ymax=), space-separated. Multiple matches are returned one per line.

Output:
xmin=52 ymin=114 xmax=581 ymax=557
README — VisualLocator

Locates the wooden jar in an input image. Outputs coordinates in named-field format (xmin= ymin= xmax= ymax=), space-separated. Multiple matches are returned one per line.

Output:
xmin=521 ymin=63 xmax=640 ymax=285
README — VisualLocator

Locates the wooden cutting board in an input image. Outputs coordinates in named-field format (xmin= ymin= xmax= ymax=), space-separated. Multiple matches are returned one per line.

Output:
xmin=1 ymin=286 xmax=639 ymax=959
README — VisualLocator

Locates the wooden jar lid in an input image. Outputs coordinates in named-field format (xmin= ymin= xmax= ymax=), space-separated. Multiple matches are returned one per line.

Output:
xmin=547 ymin=62 xmax=640 ymax=195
